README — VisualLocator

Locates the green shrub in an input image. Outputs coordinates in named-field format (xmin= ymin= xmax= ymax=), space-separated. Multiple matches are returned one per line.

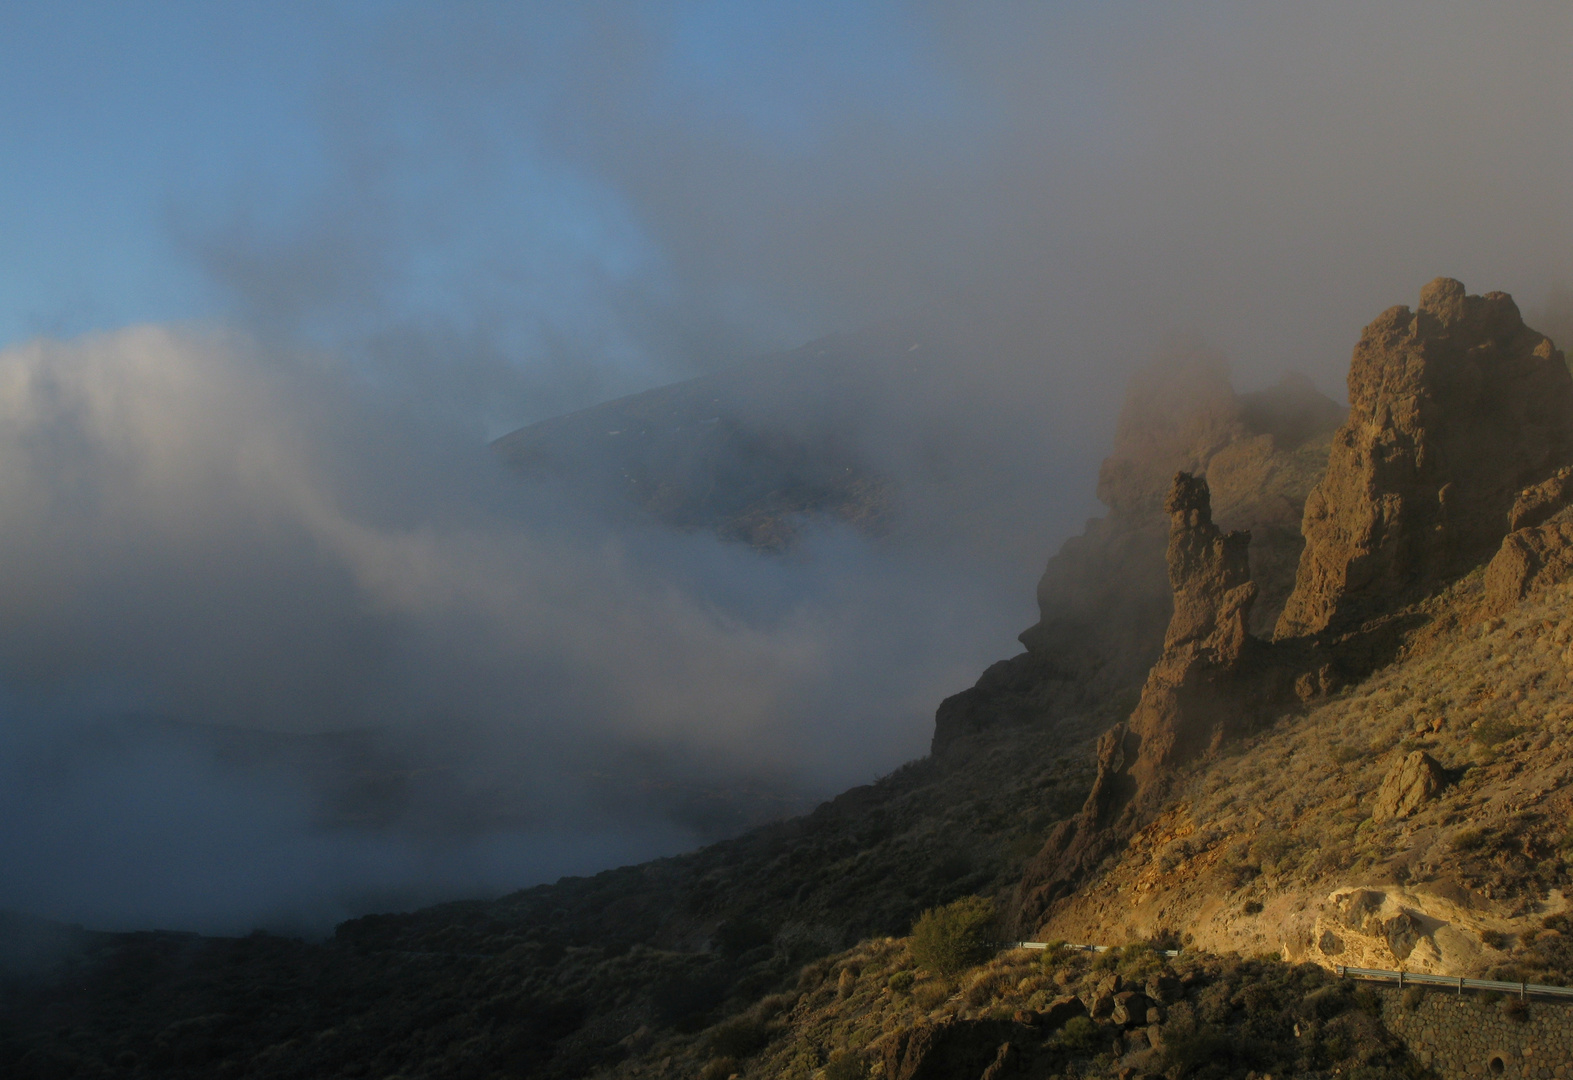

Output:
xmin=887 ymin=971 xmax=915 ymax=994
xmin=909 ymin=896 xmax=995 ymax=976
xmin=1454 ymin=828 xmax=1488 ymax=852
xmin=1473 ymin=717 xmax=1523 ymax=747
xmin=698 ymin=1056 xmax=738 ymax=1080
xmin=964 ymin=970 xmax=1010 ymax=1007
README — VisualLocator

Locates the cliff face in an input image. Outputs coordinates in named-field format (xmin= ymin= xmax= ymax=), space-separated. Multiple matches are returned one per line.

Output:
xmin=932 ymin=360 xmax=1341 ymax=756
xmin=1024 ymin=359 xmax=1339 ymax=671
xmin=1022 ymin=279 xmax=1573 ymax=943
xmin=1277 ymin=278 xmax=1573 ymax=638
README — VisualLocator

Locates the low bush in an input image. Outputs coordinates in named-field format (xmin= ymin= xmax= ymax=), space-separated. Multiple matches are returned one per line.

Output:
xmin=1473 ymin=717 xmax=1523 ymax=747
xmin=1057 ymin=1015 xmax=1101 ymax=1053
xmin=1454 ymin=828 xmax=1488 ymax=852
xmin=909 ymin=896 xmax=995 ymax=976
xmin=963 ymin=970 xmax=1011 ymax=1007
xmin=887 ymin=971 xmax=914 ymax=995
xmin=911 ymin=980 xmax=953 ymax=1010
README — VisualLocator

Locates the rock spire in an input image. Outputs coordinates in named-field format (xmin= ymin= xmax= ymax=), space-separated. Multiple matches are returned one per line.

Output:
xmin=1017 ymin=471 xmax=1262 ymax=925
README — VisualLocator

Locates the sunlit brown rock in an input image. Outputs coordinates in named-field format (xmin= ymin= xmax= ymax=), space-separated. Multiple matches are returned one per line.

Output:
xmin=1017 ymin=472 xmax=1263 ymax=925
xmin=1370 ymin=749 xmax=1447 ymax=821
xmin=935 ymin=360 xmax=1340 ymax=756
xmin=1277 ymin=278 xmax=1573 ymax=638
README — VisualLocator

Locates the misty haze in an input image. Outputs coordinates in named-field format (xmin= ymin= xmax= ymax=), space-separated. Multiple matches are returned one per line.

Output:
xmin=2 ymin=4 xmax=1572 ymax=1079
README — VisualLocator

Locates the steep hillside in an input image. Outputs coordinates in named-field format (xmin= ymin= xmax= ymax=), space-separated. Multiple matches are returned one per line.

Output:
xmin=0 ymin=349 xmax=1338 ymax=1079
xmin=1039 ymin=573 xmax=1573 ymax=981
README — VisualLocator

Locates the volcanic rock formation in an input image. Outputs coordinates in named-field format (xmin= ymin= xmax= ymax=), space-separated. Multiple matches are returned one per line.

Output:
xmin=1016 ymin=471 xmax=1267 ymax=924
xmin=1276 ymin=278 xmax=1573 ymax=638
xmin=1483 ymin=467 xmax=1573 ymax=613
xmin=932 ymin=359 xmax=1341 ymax=755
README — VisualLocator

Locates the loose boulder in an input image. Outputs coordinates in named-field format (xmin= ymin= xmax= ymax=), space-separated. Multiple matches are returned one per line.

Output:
xmin=1371 ymin=750 xmax=1447 ymax=821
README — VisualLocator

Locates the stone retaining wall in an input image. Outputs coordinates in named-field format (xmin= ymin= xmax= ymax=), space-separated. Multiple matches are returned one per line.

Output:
xmin=1374 ymin=985 xmax=1573 ymax=1079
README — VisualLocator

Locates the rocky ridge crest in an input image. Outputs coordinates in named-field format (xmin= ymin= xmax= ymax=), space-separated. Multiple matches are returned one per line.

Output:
xmin=1277 ymin=277 xmax=1573 ymax=637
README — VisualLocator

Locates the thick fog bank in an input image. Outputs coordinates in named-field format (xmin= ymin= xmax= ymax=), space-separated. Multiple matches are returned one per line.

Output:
xmin=0 ymin=326 xmax=1047 ymax=934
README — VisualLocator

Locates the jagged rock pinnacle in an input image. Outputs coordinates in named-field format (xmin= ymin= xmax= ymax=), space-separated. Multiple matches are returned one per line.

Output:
xmin=1277 ymin=278 xmax=1573 ymax=637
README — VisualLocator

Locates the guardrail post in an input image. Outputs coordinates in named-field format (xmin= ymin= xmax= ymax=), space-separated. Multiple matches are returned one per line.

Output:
xmin=1457 ymin=976 xmax=1463 ymax=997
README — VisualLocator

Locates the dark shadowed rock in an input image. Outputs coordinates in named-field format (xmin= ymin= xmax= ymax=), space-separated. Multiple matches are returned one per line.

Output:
xmin=882 ymin=1018 xmax=1038 ymax=1080
xmin=1039 ymin=995 xmax=1088 ymax=1029
xmin=1277 ymin=278 xmax=1573 ymax=638
xmin=1111 ymin=990 xmax=1151 ymax=1026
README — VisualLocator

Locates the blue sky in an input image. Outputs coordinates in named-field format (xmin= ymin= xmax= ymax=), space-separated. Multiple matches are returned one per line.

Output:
xmin=2 ymin=2 xmax=1569 ymax=429
xmin=0 ymin=3 xmax=965 ymax=425
xmin=0 ymin=3 xmax=343 ymax=343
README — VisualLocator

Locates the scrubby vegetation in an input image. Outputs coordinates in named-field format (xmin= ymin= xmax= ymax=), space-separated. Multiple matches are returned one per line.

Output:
xmin=1053 ymin=576 xmax=1573 ymax=982
xmin=908 ymin=896 xmax=996 ymax=976
xmin=601 ymin=939 xmax=1420 ymax=1080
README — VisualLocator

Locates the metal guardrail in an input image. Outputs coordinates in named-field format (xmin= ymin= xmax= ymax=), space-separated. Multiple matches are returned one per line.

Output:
xmin=1007 ymin=941 xmax=1182 ymax=958
xmin=1334 ymin=964 xmax=1573 ymax=1001
xmin=1004 ymin=945 xmax=1573 ymax=1002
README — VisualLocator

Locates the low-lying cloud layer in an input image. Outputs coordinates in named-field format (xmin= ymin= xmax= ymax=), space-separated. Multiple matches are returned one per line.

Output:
xmin=0 ymin=325 xmax=1040 ymax=932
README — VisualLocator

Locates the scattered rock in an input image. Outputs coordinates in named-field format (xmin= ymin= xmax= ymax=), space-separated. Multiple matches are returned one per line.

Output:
xmin=1484 ymin=503 xmax=1573 ymax=613
xmin=1277 ymin=278 xmax=1573 ymax=638
xmin=1384 ymin=912 xmax=1424 ymax=961
xmin=1111 ymin=991 xmax=1151 ymax=1027
xmin=1143 ymin=973 xmax=1181 ymax=1005
xmin=1370 ymin=750 xmax=1447 ymax=821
